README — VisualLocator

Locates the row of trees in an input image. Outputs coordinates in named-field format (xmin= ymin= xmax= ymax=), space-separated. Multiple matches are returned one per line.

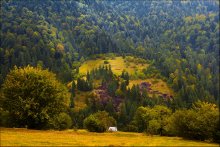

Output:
xmin=132 ymin=101 xmax=219 ymax=142
xmin=0 ymin=66 xmax=219 ymax=143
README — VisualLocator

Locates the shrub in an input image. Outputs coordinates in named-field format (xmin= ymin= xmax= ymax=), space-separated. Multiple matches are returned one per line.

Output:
xmin=104 ymin=60 xmax=109 ymax=64
xmin=124 ymin=124 xmax=138 ymax=132
xmin=83 ymin=111 xmax=116 ymax=132
xmin=107 ymin=53 xmax=116 ymax=59
xmin=83 ymin=115 xmax=106 ymax=132
xmin=137 ymin=72 xmax=146 ymax=80
xmin=53 ymin=113 xmax=72 ymax=130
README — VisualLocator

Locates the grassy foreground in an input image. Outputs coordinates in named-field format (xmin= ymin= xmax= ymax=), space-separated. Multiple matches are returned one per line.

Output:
xmin=1 ymin=128 xmax=218 ymax=146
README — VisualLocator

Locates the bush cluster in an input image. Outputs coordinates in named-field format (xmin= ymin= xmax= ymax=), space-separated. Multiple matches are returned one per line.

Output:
xmin=132 ymin=101 xmax=219 ymax=142
xmin=83 ymin=111 xmax=116 ymax=132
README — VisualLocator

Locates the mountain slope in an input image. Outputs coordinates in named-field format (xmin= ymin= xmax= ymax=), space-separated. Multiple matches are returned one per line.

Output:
xmin=0 ymin=0 xmax=219 ymax=106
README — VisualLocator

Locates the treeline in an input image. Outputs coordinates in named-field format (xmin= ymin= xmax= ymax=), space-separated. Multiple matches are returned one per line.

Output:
xmin=69 ymin=65 xmax=220 ymax=142
xmin=132 ymin=101 xmax=219 ymax=142
xmin=0 ymin=66 xmax=219 ymax=143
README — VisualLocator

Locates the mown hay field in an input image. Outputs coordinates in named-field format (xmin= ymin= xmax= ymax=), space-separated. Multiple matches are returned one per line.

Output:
xmin=1 ymin=128 xmax=218 ymax=146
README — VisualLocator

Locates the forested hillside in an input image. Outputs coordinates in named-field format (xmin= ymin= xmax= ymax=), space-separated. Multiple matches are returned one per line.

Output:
xmin=1 ymin=0 xmax=219 ymax=107
xmin=1 ymin=0 xmax=219 ymax=143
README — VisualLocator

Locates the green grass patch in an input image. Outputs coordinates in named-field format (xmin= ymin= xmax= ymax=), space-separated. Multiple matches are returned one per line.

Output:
xmin=79 ymin=56 xmax=149 ymax=76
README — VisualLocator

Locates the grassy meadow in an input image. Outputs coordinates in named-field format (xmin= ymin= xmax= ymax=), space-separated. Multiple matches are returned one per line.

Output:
xmin=1 ymin=128 xmax=218 ymax=146
xmin=79 ymin=56 xmax=149 ymax=76
xmin=129 ymin=79 xmax=174 ymax=97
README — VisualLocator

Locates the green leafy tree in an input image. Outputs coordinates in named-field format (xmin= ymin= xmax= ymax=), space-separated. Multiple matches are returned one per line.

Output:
xmin=148 ymin=105 xmax=172 ymax=135
xmin=53 ymin=112 xmax=72 ymax=130
xmin=133 ymin=105 xmax=172 ymax=135
xmin=1 ymin=66 xmax=70 ymax=129
xmin=133 ymin=106 xmax=151 ymax=132
xmin=171 ymin=101 xmax=219 ymax=141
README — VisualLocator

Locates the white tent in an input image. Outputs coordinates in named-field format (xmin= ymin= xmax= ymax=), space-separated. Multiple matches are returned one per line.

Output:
xmin=108 ymin=127 xmax=117 ymax=132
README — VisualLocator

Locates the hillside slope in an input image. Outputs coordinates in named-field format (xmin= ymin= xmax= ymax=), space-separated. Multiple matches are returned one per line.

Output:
xmin=1 ymin=0 xmax=219 ymax=107
xmin=73 ymin=55 xmax=174 ymax=111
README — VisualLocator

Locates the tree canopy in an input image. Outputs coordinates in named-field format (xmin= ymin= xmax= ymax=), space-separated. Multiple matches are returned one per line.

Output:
xmin=1 ymin=66 xmax=70 ymax=129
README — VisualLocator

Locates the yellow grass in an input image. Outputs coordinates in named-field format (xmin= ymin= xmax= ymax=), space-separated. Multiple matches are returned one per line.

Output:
xmin=129 ymin=79 xmax=174 ymax=97
xmin=79 ymin=57 xmax=149 ymax=76
xmin=1 ymin=128 xmax=218 ymax=146
xmin=79 ymin=59 xmax=104 ymax=75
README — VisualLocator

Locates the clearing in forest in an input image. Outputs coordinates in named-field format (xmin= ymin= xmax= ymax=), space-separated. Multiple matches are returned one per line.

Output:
xmin=129 ymin=79 xmax=174 ymax=98
xmin=74 ymin=55 xmax=174 ymax=110
xmin=79 ymin=56 xmax=149 ymax=76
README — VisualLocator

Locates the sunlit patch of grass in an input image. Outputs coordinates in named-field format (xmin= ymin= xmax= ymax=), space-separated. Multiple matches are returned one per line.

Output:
xmin=1 ymin=128 xmax=218 ymax=146
xmin=129 ymin=79 xmax=174 ymax=97
xmin=79 ymin=56 xmax=149 ymax=76
xmin=79 ymin=59 xmax=104 ymax=75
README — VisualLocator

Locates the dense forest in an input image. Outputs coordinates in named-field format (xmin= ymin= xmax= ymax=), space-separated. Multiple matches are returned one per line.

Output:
xmin=0 ymin=0 xmax=219 ymax=143
xmin=1 ymin=0 xmax=219 ymax=105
